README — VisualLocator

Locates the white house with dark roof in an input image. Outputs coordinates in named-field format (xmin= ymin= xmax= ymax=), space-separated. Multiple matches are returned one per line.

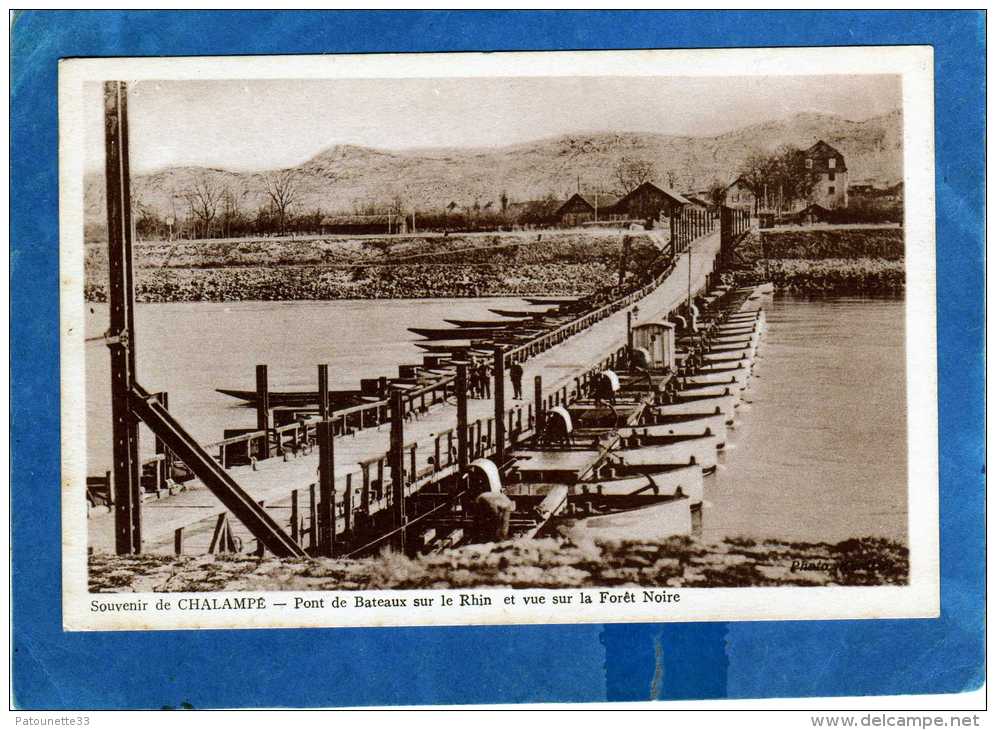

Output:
xmin=804 ymin=140 xmax=848 ymax=209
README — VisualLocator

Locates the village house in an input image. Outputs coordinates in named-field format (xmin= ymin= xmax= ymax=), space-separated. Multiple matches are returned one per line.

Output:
xmin=803 ymin=140 xmax=848 ymax=209
xmin=724 ymin=176 xmax=757 ymax=212
xmin=555 ymin=193 xmax=596 ymax=226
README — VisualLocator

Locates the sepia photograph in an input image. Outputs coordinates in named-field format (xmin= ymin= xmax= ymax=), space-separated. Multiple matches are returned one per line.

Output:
xmin=58 ymin=47 xmax=938 ymax=630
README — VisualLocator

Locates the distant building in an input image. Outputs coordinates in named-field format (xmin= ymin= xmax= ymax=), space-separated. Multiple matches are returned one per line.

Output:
xmin=724 ymin=176 xmax=757 ymax=212
xmin=506 ymin=199 xmax=562 ymax=226
xmin=795 ymin=202 xmax=833 ymax=225
xmin=803 ymin=140 xmax=848 ymax=209
xmin=555 ymin=193 xmax=596 ymax=226
xmin=682 ymin=194 xmax=715 ymax=212
xmin=605 ymin=182 xmax=690 ymax=224
xmin=847 ymin=180 xmax=877 ymax=196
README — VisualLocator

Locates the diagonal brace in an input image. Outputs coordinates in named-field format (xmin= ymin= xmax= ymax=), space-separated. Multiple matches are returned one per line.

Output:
xmin=128 ymin=382 xmax=305 ymax=557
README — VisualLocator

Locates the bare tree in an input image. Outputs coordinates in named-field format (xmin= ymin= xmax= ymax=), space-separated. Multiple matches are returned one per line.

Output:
xmin=707 ymin=179 xmax=728 ymax=209
xmin=183 ymin=172 xmax=224 ymax=238
xmin=739 ymin=146 xmax=821 ymax=214
xmin=262 ymin=169 xmax=302 ymax=235
xmin=219 ymin=183 xmax=249 ymax=238
xmin=664 ymin=169 xmax=678 ymax=189
xmin=772 ymin=145 xmax=820 ymax=211
xmin=737 ymin=152 xmax=779 ymax=215
xmin=613 ymin=157 xmax=657 ymax=195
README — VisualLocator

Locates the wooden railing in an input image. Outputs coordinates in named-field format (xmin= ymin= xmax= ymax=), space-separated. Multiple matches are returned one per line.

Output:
xmin=165 ymin=219 xmax=722 ymax=554
xmin=183 ymin=219 xmax=724 ymax=478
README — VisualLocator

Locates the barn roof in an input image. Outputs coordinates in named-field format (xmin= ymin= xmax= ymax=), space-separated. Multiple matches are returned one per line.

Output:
xmin=614 ymin=181 xmax=692 ymax=209
xmin=555 ymin=193 xmax=596 ymax=216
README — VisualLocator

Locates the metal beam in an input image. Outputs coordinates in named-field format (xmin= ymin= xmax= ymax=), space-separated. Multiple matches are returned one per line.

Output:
xmin=255 ymin=365 xmax=270 ymax=459
xmin=128 ymin=382 xmax=305 ymax=557
xmin=389 ymin=389 xmax=407 ymax=552
xmin=317 ymin=419 xmax=335 ymax=556
xmin=104 ymin=81 xmax=142 ymax=555
xmin=492 ymin=347 xmax=506 ymax=463
xmin=318 ymin=364 xmax=330 ymax=421
xmin=456 ymin=363 xmax=469 ymax=472
xmin=534 ymin=375 xmax=544 ymax=434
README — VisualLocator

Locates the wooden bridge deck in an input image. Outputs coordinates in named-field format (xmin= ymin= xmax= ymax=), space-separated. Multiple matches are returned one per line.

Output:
xmin=87 ymin=231 xmax=722 ymax=554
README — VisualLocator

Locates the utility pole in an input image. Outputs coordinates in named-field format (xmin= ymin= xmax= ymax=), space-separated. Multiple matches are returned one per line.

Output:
xmin=104 ymin=80 xmax=142 ymax=554
xmin=687 ymin=224 xmax=693 ymax=315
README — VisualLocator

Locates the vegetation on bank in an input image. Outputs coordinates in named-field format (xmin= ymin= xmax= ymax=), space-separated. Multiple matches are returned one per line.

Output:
xmin=738 ymin=258 xmax=905 ymax=295
xmin=85 ymin=231 xmax=662 ymax=303
xmin=85 ymin=263 xmax=623 ymax=303
xmin=733 ymin=227 xmax=905 ymax=294
xmin=89 ymin=535 xmax=908 ymax=592
xmin=749 ymin=227 xmax=904 ymax=260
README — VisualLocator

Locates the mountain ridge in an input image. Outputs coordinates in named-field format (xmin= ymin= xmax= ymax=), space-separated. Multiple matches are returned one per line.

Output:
xmin=84 ymin=109 xmax=903 ymax=227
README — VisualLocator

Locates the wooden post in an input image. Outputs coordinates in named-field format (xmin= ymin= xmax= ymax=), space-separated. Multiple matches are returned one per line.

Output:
xmin=290 ymin=489 xmax=300 ymax=544
xmin=318 ymin=364 xmax=330 ymax=421
xmin=389 ymin=389 xmax=407 ymax=552
xmin=456 ymin=363 xmax=469 ymax=473
xmin=343 ymin=473 xmax=353 ymax=537
xmin=104 ymin=81 xmax=142 ymax=555
xmin=173 ymin=527 xmax=184 ymax=556
xmin=493 ymin=348 xmax=506 ymax=464
xmin=308 ymin=483 xmax=317 ymax=551
xmin=256 ymin=364 xmax=270 ymax=459
xmin=317 ymin=419 xmax=335 ymax=557
xmin=154 ymin=391 xmax=171 ymax=491
xmin=627 ymin=310 xmax=634 ymax=354
xmin=534 ymin=375 xmax=543 ymax=435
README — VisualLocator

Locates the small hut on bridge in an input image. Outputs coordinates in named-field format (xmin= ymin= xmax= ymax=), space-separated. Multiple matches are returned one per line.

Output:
xmin=604 ymin=182 xmax=691 ymax=226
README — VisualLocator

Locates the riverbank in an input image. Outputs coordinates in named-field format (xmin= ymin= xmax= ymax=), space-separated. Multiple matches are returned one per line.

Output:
xmin=89 ymin=535 xmax=908 ymax=592
xmin=85 ymin=230 xmax=661 ymax=303
xmin=737 ymin=257 xmax=905 ymax=294
xmin=734 ymin=226 xmax=905 ymax=294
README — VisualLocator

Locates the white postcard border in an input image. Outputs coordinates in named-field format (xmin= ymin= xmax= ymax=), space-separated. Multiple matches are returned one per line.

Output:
xmin=58 ymin=45 xmax=938 ymax=632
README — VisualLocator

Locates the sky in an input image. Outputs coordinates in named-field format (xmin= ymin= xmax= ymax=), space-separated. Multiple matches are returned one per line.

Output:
xmin=85 ymin=75 xmax=902 ymax=174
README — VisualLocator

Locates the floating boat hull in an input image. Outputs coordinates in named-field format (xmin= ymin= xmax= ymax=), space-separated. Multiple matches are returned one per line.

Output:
xmin=489 ymin=308 xmax=557 ymax=318
xmin=612 ymin=432 xmax=720 ymax=471
xmin=410 ymin=326 xmax=509 ymax=340
xmin=622 ymin=415 xmax=727 ymax=448
xmin=676 ymin=383 xmax=737 ymax=399
xmin=216 ymin=388 xmax=365 ymax=408
xmin=702 ymin=347 xmax=752 ymax=362
xmin=555 ymin=497 xmax=692 ymax=542
xmin=579 ymin=463 xmax=704 ymax=503
xmin=682 ymin=370 xmax=749 ymax=389
xmin=654 ymin=393 xmax=738 ymax=423
xmin=444 ymin=318 xmax=532 ymax=328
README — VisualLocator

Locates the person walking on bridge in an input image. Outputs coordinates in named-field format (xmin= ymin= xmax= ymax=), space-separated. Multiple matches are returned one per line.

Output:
xmin=478 ymin=360 xmax=492 ymax=399
xmin=510 ymin=361 xmax=524 ymax=400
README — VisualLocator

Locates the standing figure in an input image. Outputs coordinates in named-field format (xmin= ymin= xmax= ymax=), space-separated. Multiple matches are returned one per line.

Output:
xmin=510 ymin=361 xmax=524 ymax=400
xmin=479 ymin=360 xmax=491 ymax=399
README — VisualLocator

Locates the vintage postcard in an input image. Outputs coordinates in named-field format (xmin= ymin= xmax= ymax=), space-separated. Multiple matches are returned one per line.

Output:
xmin=59 ymin=46 xmax=938 ymax=632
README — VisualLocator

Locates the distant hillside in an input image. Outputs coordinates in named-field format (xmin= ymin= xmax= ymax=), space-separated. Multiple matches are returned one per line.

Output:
xmin=83 ymin=109 xmax=903 ymax=231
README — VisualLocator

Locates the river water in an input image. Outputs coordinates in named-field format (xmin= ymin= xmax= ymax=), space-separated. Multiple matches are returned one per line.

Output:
xmin=84 ymin=294 xmax=907 ymax=545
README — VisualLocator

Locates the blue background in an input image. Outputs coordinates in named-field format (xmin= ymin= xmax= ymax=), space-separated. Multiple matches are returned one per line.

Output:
xmin=10 ymin=11 xmax=985 ymax=708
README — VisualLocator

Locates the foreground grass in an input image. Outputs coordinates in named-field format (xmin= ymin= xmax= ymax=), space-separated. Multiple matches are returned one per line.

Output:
xmin=89 ymin=536 xmax=908 ymax=593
